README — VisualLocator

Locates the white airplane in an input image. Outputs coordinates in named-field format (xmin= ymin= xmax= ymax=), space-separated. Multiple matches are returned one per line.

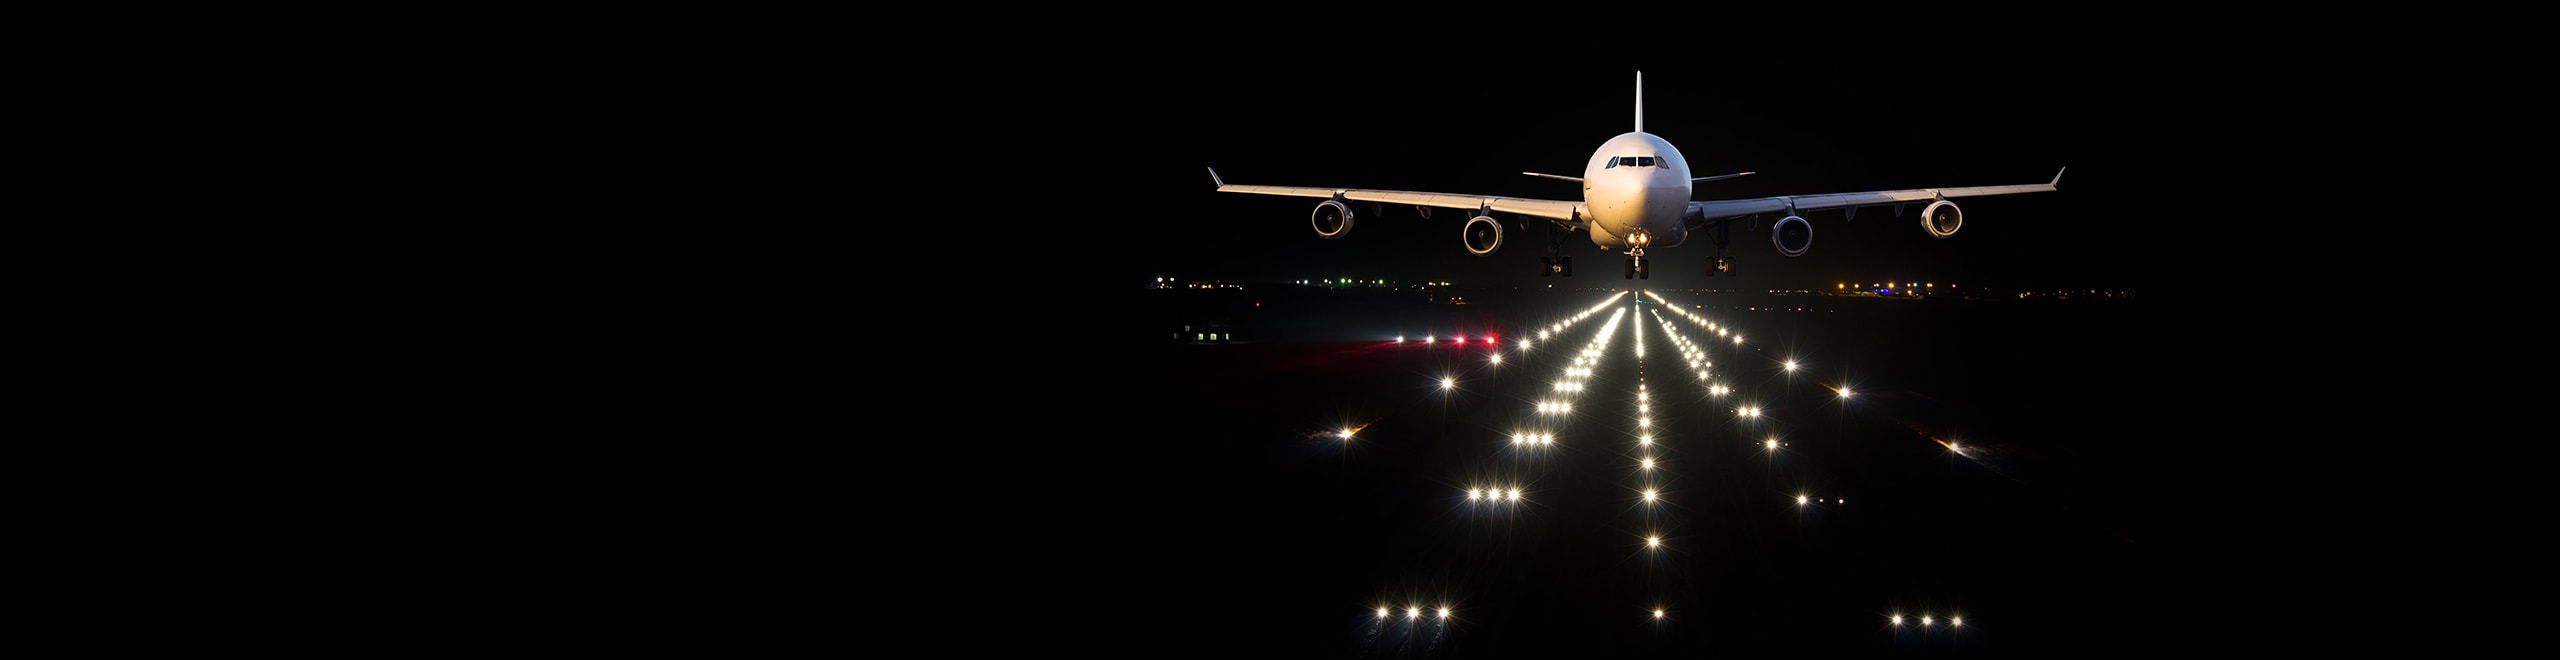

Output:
xmin=1206 ymin=71 xmax=2065 ymax=279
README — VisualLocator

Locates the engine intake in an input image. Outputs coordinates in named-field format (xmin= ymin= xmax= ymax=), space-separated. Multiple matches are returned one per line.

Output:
xmin=1312 ymin=200 xmax=1354 ymax=239
xmin=1772 ymin=215 xmax=1812 ymax=257
xmin=1463 ymin=216 xmax=1502 ymax=255
xmin=1921 ymin=200 xmax=1962 ymax=239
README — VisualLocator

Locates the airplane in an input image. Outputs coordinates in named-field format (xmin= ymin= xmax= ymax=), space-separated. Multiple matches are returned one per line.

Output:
xmin=1206 ymin=71 xmax=2065 ymax=279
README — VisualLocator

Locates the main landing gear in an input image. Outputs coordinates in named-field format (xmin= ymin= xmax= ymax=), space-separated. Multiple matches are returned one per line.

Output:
xmin=1704 ymin=221 xmax=1735 ymax=278
xmin=1540 ymin=220 xmax=1573 ymax=277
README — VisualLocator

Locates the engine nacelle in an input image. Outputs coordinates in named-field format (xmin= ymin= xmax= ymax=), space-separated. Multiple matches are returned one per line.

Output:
xmin=1772 ymin=215 xmax=1812 ymax=257
xmin=1921 ymin=199 xmax=1962 ymax=239
xmin=1463 ymin=215 xmax=1503 ymax=256
xmin=1312 ymin=200 xmax=1354 ymax=239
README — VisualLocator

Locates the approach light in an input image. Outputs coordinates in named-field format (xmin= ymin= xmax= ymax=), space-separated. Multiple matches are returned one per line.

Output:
xmin=1410 ymin=607 xmax=1421 ymax=619
xmin=1442 ymin=377 xmax=1455 ymax=390
xmin=1507 ymin=489 xmax=1521 ymax=501
xmin=1892 ymin=614 xmax=1904 ymax=626
xmin=1643 ymin=489 xmax=1658 ymax=502
xmin=1784 ymin=360 xmax=1797 ymax=371
xmin=1765 ymin=439 xmax=1778 ymax=450
xmin=1468 ymin=488 xmax=1482 ymax=500
xmin=1438 ymin=607 xmax=1450 ymax=619
xmin=1796 ymin=494 xmax=1809 ymax=505
xmin=1654 ymin=609 xmax=1665 ymax=619
xmin=1646 ymin=536 xmax=1661 ymax=548
xmin=1838 ymin=387 xmax=1853 ymax=398
xmin=1379 ymin=608 xmax=1390 ymax=619
xmin=1641 ymin=458 xmax=1655 ymax=470
xmin=1922 ymin=616 xmax=1932 ymax=627
xmin=1951 ymin=616 xmax=1963 ymax=627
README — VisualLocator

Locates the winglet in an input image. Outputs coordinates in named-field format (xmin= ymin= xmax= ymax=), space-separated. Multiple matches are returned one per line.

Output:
xmin=1207 ymin=167 xmax=1226 ymax=188
xmin=2051 ymin=166 xmax=2067 ymax=187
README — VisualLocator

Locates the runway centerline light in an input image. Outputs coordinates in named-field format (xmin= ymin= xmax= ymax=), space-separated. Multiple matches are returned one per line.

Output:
xmin=1438 ymin=607 xmax=1449 ymax=619
xmin=1379 ymin=608 xmax=1390 ymax=619
xmin=1951 ymin=615 xmax=1963 ymax=627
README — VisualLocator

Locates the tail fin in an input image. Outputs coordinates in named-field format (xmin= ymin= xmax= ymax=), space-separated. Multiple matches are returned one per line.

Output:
xmin=1634 ymin=71 xmax=1643 ymax=133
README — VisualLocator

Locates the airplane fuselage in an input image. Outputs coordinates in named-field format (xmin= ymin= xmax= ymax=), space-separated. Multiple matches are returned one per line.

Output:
xmin=1581 ymin=132 xmax=1691 ymax=251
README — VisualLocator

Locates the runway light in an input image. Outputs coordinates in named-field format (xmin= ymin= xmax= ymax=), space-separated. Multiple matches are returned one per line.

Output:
xmin=1951 ymin=615 xmax=1963 ymax=627
xmin=1442 ymin=377 xmax=1455 ymax=390
xmin=1410 ymin=607 xmax=1422 ymax=619
xmin=1892 ymin=614 xmax=1904 ymax=626
xmin=1646 ymin=536 xmax=1661 ymax=548
xmin=1641 ymin=458 xmax=1655 ymax=470
xmin=1341 ymin=429 xmax=1355 ymax=439
xmin=1734 ymin=336 xmax=1744 ymax=345
xmin=1765 ymin=439 xmax=1778 ymax=450
xmin=1425 ymin=335 xmax=1434 ymax=343
xmin=1438 ymin=607 xmax=1450 ymax=619
xmin=1468 ymin=488 xmax=1482 ymax=500
xmin=1396 ymin=336 xmax=1405 ymax=343
xmin=1784 ymin=360 xmax=1797 ymax=371
xmin=1796 ymin=494 xmax=1809 ymax=505
xmin=1507 ymin=489 xmax=1521 ymax=501
xmin=1922 ymin=615 xmax=1933 ymax=627
xmin=1643 ymin=489 xmax=1658 ymax=502
xmin=1639 ymin=435 xmax=1651 ymax=446
xmin=1379 ymin=608 xmax=1390 ymax=619
xmin=1489 ymin=353 xmax=1502 ymax=364
xmin=1838 ymin=387 xmax=1853 ymax=398
xmin=1654 ymin=609 xmax=1665 ymax=619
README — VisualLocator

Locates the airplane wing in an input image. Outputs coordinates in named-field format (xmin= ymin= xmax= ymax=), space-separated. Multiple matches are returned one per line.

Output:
xmin=1686 ymin=167 xmax=2065 ymax=224
xmin=1209 ymin=168 xmax=1583 ymax=227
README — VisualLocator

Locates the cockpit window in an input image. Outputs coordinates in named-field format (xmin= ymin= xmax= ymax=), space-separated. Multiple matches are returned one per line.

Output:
xmin=1611 ymin=156 xmax=1657 ymax=168
xmin=1637 ymin=156 xmax=1655 ymax=167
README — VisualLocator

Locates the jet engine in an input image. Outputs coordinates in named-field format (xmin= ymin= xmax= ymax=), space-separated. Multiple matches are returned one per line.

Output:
xmin=1921 ymin=200 xmax=1962 ymax=238
xmin=1463 ymin=216 xmax=1503 ymax=255
xmin=1772 ymin=215 xmax=1812 ymax=257
xmin=1312 ymin=200 xmax=1354 ymax=239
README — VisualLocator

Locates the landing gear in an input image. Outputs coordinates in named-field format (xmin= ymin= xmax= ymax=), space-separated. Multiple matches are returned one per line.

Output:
xmin=1624 ymin=258 xmax=1648 ymax=279
xmin=1540 ymin=221 xmax=1572 ymax=277
xmin=1709 ymin=253 xmax=1734 ymax=277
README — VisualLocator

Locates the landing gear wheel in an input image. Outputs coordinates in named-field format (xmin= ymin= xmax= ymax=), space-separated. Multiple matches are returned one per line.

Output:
xmin=1541 ymin=257 xmax=1554 ymax=277
xmin=1560 ymin=256 xmax=1573 ymax=277
xmin=1639 ymin=260 xmax=1650 ymax=279
xmin=1624 ymin=258 xmax=1636 ymax=280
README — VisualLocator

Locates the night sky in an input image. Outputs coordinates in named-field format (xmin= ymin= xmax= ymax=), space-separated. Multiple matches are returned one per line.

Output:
xmin=1083 ymin=29 xmax=2171 ymax=293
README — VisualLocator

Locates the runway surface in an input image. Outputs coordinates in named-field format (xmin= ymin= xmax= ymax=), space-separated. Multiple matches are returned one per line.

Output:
xmin=1134 ymin=286 xmax=2160 ymax=658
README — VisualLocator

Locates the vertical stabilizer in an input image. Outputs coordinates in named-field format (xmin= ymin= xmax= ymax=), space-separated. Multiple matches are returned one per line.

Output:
xmin=1634 ymin=71 xmax=1644 ymax=133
